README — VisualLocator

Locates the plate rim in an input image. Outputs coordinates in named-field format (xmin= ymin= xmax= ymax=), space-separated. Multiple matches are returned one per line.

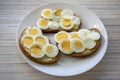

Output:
xmin=16 ymin=2 xmax=108 ymax=76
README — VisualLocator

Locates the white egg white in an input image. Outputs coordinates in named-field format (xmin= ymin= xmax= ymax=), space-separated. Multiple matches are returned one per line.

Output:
xmin=70 ymin=32 xmax=80 ymax=39
xmin=36 ymin=18 xmax=49 ymax=30
xmin=52 ymin=9 xmax=62 ymax=21
xmin=71 ymin=16 xmax=81 ymax=25
xmin=89 ymin=31 xmax=100 ymax=40
xmin=34 ymin=35 xmax=49 ymax=46
xmin=61 ymin=9 xmax=73 ymax=19
xmin=44 ymin=44 xmax=58 ymax=58
xmin=59 ymin=18 xmax=74 ymax=30
xmin=78 ymin=29 xmax=90 ymax=40
xmin=29 ymin=42 xmax=45 ymax=58
xmin=21 ymin=34 xmax=34 ymax=49
xmin=84 ymin=37 xmax=96 ymax=49
xmin=48 ymin=21 xmax=59 ymax=30
xmin=58 ymin=39 xmax=73 ymax=54
xmin=41 ymin=9 xmax=53 ymax=19
xmin=54 ymin=31 xmax=70 ymax=43
xmin=26 ymin=26 xmax=42 ymax=35
xmin=70 ymin=38 xmax=85 ymax=53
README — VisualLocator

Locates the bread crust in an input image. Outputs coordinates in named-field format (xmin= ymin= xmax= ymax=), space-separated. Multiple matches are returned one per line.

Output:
xmin=19 ymin=29 xmax=60 ymax=65
xmin=65 ymin=28 xmax=102 ymax=57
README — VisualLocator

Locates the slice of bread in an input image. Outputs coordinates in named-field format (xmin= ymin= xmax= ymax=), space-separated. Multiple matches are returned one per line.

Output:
xmin=19 ymin=29 xmax=60 ymax=65
xmin=37 ymin=9 xmax=82 ymax=33
xmin=68 ymin=28 xmax=102 ymax=57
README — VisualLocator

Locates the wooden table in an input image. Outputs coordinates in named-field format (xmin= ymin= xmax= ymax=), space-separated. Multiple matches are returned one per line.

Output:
xmin=0 ymin=0 xmax=120 ymax=79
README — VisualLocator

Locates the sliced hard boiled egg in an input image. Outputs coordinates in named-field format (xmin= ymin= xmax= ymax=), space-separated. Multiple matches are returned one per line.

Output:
xmin=71 ymin=38 xmax=85 ymax=53
xmin=54 ymin=31 xmax=70 ymax=43
xmin=36 ymin=18 xmax=49 ymax=30
xmin=71 ymin=16 xmax=81 ymax=25
xmin=41 ymin=9 xmax=53 ymax=19
xmin=48 ymin=21 xmax=59 ymax=30
xmin=58 ymin=39 xmax=73 ymax=54
xmin=21 ymin=35 xmax=34 ymax=48
xmin=29 ymin=43 xmax=45 ymax=58
xmin=89 ymin=31 xmax=100 ymax=40
xmin=70 ymin=32 xmax=80 ymax=39
xmin=54 ymin=9 xmax=62 ymax=17
xmin=84 ymin=37 xmax=96 ymax=49
xmin=26 ymin=26 xmax=42 ymax=35
xmin=44 ymin=44 xmax=58 ymax=58
xmin=35 ymin=35 xmax=49 ymax=46
xmin=53 ymin=9 xmax=62 ymax=21
xmin=61 ymin=9 xmax=73 ymax=19
xmin=60 ymin=18 xmax=74 ymax=30
xmin=78 ymin=29 xmax=90 ymax=40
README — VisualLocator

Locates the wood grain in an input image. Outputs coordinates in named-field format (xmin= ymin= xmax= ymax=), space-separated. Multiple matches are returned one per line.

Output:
xmin=0 ymin=0 xmax=120 ymax=80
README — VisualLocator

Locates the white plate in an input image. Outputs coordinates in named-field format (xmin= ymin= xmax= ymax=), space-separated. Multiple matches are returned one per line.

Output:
xmin=16 ymin=2 xmax=108 ymax=76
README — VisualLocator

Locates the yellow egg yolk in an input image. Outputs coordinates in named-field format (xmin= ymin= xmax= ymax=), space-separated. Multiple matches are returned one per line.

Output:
xmin=74 ymin=40 xmax=83 ymax=49
xmin=55 ymin=9 xmax=62 ymax=16
xmin=46 ymin=46 xmax=54 ymax=54
xmin=44 ymin=10 xmax=51 ymax=17
xmin=57 ymin=33 xmax=69 ymax=42
xmin=71 ymin=33 xmax=79 ymax=38
xmin=23 ymin=37 xmax=33 ymax=46
xmin=29 ymin=29 xmax=39 ymax=35
xmin=62 ymin=40 xmax=72 ymax=51
xmin=35 ymin=37 xmax=46 ymax=45
xmin=62 ymin=19 xmax=72 ymax=26
xmin=30 ymin=46 xmax=42 ymax=56
xmin=39 ymin=19 xmax=48 ymax=27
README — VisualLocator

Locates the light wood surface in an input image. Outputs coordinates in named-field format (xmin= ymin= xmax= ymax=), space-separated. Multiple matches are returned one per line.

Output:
xmin=0 ymin=0 xmax=120 ymax=79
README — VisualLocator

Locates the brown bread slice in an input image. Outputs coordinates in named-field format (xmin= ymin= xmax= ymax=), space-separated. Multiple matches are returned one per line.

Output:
xmin=19 ymin=29 xmax=60 ymax=65
xmin=60 ymin=28 xmax=102 ymax=58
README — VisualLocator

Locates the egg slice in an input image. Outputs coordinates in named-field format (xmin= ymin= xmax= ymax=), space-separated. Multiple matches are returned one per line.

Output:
xmin=48 ymin=21 xmax=59 ymax=30
xmin=36 ymin=18 xmax=49 ymax=30
xmin=53 ymin=9 xmax=62 ymax=21
xmin=29 ymin=42 xmax=45 ymax=58
xmin=41 ymin=9 xmax=53 ymax=19
xmin=35 ymin=35 xmax=49 ymax=46
xmin=26 ymin=26 xmax=42 ymax=35
xmin=84 ymin=37 xmax=96 ymax=49
xmin=21 ymin=35 xmax=34 ymax=48
xmin=89 ymin=31 xmax=100 ymax=40
xmin=54 ymin=31 xmax=70 ymax=43
xmin=71 ymin=38 xmax=85 ymax=53
xmin=58 ymin=39 xmax=73 ymax=54
xmin=61 ymin=9 xmax=73 ymax=19
xmin=44 ymin=44 xmax=58 ymax=58
xmin=78 ymin=29 xmax=90 ymax=40
xmin=71 ymin=16 xmax=81 ymax=25
xmin=60 ymin=18 xmax=74 ymax=30
xmin=70 ymin=32 xmax=80 ymax=39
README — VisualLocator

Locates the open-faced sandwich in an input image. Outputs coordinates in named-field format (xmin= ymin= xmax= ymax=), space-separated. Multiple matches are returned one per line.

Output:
xmin=54 ymin=28 xmax=102 ymax=57
xmin=36 ymin=9 xmax=82 ymax=32
xmin=19 ymin=26 xmax=60 ymax=64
